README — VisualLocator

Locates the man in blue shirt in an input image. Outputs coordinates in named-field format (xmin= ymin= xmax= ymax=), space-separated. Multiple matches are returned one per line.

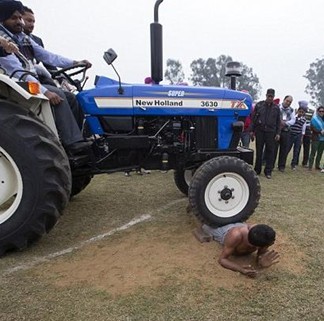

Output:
xmin=0 ymin=0 xmax=91 ymax=154
xmin=21 ymin=5 xmax=84 ymax=128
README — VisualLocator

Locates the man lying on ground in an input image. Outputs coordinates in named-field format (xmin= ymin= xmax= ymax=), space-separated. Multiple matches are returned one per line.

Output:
xmin=202 ymin=223 xmax=279 ymax=278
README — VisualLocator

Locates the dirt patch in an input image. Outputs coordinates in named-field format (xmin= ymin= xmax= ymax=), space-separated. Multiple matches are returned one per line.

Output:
xmin=33 ymin=222 xmax=306 ymax=296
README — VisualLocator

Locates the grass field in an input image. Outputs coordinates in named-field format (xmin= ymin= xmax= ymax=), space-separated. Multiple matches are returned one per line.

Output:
xmin=0 ymin=160 xmax=323 ymax=321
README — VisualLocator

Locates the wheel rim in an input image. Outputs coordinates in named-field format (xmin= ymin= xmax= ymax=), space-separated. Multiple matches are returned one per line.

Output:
xmin=0 ymin=147 xmax=23 ymax=224
xmin=204 ymin=172 xmax=249 ymax=218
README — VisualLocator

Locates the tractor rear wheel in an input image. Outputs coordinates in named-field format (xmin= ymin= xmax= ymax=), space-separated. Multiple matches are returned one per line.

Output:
xmin=188 ymin=156 xmax=260 ymax=226
xmin=0 ymin=101 xmax=71 ymax=255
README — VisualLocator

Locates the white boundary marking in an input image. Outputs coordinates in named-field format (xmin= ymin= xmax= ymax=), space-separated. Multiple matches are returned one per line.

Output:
xmin=3 ymin=198 xmax=186 ymax=276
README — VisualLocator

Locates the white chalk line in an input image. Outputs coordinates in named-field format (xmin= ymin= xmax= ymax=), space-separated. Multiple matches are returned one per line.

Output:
xmin=3 ymin=198 xmax=186 ymax=276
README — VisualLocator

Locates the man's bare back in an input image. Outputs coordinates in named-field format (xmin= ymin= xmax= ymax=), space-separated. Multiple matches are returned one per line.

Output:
xmin=225 ymin=224 xmax=258 ymax=255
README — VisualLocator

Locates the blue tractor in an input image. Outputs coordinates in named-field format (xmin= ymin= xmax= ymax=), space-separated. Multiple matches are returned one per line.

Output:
xmin=0 ymin=0 xmax=260 ymax=254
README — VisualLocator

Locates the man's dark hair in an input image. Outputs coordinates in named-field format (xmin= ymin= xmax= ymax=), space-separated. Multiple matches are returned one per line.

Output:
xmin=22 ymin=6 xmax=34 ymax=14
xmin=0 ymin=1 xmax=23 ymax=22
xmin=248 ymin=224 xmax=276 ymax=247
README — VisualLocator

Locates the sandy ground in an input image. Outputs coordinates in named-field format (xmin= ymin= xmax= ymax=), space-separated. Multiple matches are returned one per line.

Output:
xmin=33 ymin=222 xmax=306 ymax=297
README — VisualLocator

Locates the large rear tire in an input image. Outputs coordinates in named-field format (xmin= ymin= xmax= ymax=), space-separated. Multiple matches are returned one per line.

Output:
xmin=0 ymin=101 xmax=71 ymax=255
xmin=188 ymin=156 xmax=260 ymax=226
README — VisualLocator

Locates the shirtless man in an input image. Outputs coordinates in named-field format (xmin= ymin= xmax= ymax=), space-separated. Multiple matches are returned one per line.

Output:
xmin=202 ymin=223 xmax=279 ymax=278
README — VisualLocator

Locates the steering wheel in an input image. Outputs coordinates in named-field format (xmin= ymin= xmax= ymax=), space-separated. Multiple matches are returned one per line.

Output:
xmin=51 ymin=63 xmax=88 ymax=91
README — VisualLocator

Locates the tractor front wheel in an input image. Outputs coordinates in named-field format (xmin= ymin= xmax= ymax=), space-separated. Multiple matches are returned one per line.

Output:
xmin=188 ymin=156 xmax=260 ymax=226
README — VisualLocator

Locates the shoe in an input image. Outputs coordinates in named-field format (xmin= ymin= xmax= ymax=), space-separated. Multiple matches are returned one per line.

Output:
xmin=278 ymin=168 xmax=285 ymax=172
xmin=315 ymin=166 xmax=322 ymax=170
xmin=321 ymin=169 xmax=324 ymax=173
xmin=265 ymin=174 xmax=272 ymax=179
xmin=66 ymin=140 xmax=93 ymax=154
xmin=291 ymin=166 xmax=296 ymax=171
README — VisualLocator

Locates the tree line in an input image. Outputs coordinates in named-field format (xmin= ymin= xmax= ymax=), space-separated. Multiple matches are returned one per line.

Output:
xmin=165 ymin=55 xmax=324 ymax=105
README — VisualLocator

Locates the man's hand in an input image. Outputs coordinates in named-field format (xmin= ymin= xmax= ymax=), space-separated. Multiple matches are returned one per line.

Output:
xmin=0 ymin=38 xmax=19 ymax=54
xmin=44 ymin=90 xmax=64 ymax=105
xmin=249 ymin=132 xmax=255 ymax=142
xmin=240 ymin=265 xmax=258 ymax=278
xmin=275 ymin=134 xmax=280 ymax=141
xmin=258 ymin=250 xmax=280 ymax=268
xmin=74 ymin=59 xmax=92 ymax=69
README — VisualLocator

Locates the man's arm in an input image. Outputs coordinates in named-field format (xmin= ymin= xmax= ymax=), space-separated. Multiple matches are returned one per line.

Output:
xmin=218 ymin=230 xmax=258 ymax=278
xmin=30 ymin=38 xmax=75 ymax=69
xmin=286 ymin=111 xmax=296 ymax=127
xmin=249 ymin=103 xmax=260 ymax=132
xmin=0 ymin=37 xmax=19 ymax=55
xmin=30 ymin=38 xmax=91 ymax=69
xmin=275 ymin=106 xmax=282 ymax=137
xmin=0 ymin=53 xmax=66 ymax=105
xmin=0 ymin=54 xmax=48 ymax=94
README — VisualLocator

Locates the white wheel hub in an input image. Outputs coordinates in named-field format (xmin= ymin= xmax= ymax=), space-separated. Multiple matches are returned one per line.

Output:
xmin=0 ymin=147 xmax=23 ymax=224
xmin=204 ymin=172 xmax=249 ymax=218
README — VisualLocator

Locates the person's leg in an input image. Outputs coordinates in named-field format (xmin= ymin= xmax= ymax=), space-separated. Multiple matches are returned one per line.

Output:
xmin=291 ymin=133 xmax=302 ymax=168
xmin=289 ymin=135 xmax=297 ymax=167
xmin=44 ymin=85 xmax=83 ymax=146
xmin=302 ymin=136 xmax=311 ymax=166
xmin=273 ymin=139 xmax=279 ymax=169
xmin=278 ymin=131 xmax=289 ymax=170
xmin=262 ymin=146 xmax=266 ymax=165
xmin=264 ymin=132 xmax=275 ymax=176
xmin=315 ymin=141 xmax=324 ymax=169
xmin=64 ymin=91 xmax=85 ymax=130
xmin=308 ymin=140 xmax=318 ymax=170
xmin=285 ymin=133 xmax=294 ymax=166
xmin=254 ymin=131 xmax=265 ymax=175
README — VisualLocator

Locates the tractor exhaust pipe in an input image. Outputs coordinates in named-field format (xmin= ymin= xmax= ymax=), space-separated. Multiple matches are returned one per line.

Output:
xmin=150 ymin=0 xmax=164 ymax=84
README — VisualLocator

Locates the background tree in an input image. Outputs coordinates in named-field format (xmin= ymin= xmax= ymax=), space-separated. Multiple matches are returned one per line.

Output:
xmin=164 ymin=59 xmax=185 ymax=84
xmin=190 ymin=55 xmax=261 ymax=101
xmin=236 ymin=64 xmax=261 ymax=101
xmin=190 ymin=55 xmax=231 ymax=87
xmin=304 ymin=57 xmax=324 ymax=105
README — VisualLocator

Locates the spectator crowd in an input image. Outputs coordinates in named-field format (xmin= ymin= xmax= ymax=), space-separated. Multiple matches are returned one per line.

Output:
xmin=241 ymin=89 xmax=324 ymax=178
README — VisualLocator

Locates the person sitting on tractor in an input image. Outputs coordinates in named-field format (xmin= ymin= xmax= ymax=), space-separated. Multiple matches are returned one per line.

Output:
xmin=201 ymin=223 xmax=279 ymax=278
xmin=0 ymin=0 xmax=91 ymax=154
xmin=21 ymin=5 xmax=84 ymax=128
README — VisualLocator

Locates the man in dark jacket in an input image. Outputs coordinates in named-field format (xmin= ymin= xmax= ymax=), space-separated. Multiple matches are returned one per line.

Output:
xmin=250 ymin=89 xmax=281 ymax=179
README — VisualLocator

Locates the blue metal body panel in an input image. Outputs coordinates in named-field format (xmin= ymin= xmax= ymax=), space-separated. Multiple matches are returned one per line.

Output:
xmin=76 ymin=76 xmax=253 ymax=149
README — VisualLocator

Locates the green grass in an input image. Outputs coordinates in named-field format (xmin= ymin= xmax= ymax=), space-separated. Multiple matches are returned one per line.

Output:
xmin=0 ymin=163 xmax=324 ymax=321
